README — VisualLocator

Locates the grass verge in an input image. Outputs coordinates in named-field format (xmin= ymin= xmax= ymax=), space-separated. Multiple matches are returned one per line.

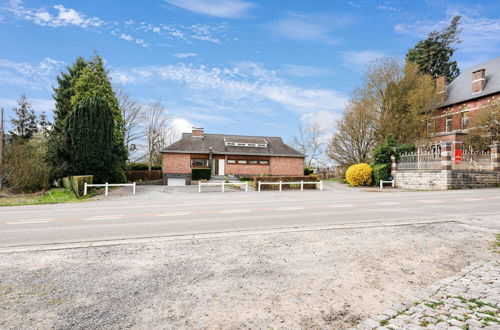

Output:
xmin=0 ymin=188 xmax=98 ymax=207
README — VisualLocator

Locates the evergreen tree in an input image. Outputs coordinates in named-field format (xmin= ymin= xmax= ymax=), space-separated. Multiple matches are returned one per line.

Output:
xmin=10 ymin=94 xmax=38 ymax=140
xmin=46 ymin=57 xmax=88 ymax=179
xmin=406 ymin=16 xmax=462 ymax=81
xmin=38 ymin=112 xmax=51 ymax=132
xmin=66 ymin=96 xmax=118 ymax=183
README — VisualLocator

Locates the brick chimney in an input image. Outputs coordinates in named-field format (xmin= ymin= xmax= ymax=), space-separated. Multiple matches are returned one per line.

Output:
xmin=436 ymin=75 xmax=447 ymax=103
xmin=192 ymin=127 xmax=204 ymax=138
xmin=472 ymin=69 xmax=486 ymax=94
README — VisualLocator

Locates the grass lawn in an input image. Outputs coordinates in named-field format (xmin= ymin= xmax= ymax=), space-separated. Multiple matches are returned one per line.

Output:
xmin=0 ymin=188 xmax=98 ymax=207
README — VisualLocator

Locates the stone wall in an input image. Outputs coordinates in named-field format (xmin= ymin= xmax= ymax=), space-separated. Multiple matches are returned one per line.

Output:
xmin=394 ymin=170 xmax=499 ymax=190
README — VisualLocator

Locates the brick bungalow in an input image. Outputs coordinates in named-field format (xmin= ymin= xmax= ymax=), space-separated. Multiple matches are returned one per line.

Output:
xmin=422 ymin=56 xmax=500 ymax=154
xmin=161 ymin=128 xmax=305 ymax=185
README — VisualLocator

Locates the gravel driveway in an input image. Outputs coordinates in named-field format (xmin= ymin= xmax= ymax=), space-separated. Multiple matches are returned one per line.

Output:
xmin=0 ymin=222 xmax=496 ymax=329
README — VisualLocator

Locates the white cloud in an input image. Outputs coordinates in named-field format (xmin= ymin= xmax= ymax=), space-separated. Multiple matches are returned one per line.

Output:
xmin=173 ymin=52 xmax=198 ymax=58
xmin=340 ymin=50 xmax=387 ymax=69
xmin=395 ymin=11 xmax=500 ymax=60
xmin=267 ymin=12 xmax=350 ymax=44
xmin=0 ymin=57 xmax=65 ymax=90
xmin=165 ymin=0 xmax=255 ymax=19
xmin=120 ymin=33 xmax=134 ymax=41
xmin=7 ymin=2 xmax=103 ymax=29
xmin=110 ymin=62 xmax=347 ymax=114
xmin=169 ymin=118 xmax=193 ymax=137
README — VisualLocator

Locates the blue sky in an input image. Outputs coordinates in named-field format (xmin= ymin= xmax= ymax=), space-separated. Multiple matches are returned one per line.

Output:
xmin=0 ymin=0 xmax=499 ymax=142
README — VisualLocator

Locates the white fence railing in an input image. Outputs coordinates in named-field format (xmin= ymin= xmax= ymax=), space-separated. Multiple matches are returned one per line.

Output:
xmin=84 ymin=182 xmax=136 ymax=196
xmin=453 ymin=152 xmax=492 ymax=171
xmin=198 ymin=182 xmax=248 ymax=193
xmin=258 ymin=181 xmax=323 ymax=192
xmin=398 ymin=152 xmax=441 ymax=170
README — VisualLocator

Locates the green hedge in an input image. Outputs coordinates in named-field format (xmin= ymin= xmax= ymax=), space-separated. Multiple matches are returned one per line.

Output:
xmin=62 ymin=175 xmax=93 ymax=197
xmin=304 ymin=167 xmax=314 ymax=175
xmin=192 ymin=168 xmax=211 ymax=181
xmin=372 ymin=163 xmax=391 ymax=186
xmin=127 ymin=163 xmax=162 ymax=170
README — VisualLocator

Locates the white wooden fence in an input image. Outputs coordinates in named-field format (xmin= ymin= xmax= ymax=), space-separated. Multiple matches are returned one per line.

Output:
xmin=198 ymin=182 xmax=248 ymax=193
xmin=257 ymin=181 xmax=323 ymax=192
xmin=84 ymin=182 xmax=136 ymax=196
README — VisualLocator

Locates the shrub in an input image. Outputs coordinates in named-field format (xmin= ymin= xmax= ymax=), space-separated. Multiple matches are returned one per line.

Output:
xmin=238 ymin=176 xmax=254 ymax=182
xmin=345 ymin=163 xmax=372 ymax=186
xmin=125 ymin=170 xmax=162 ymax=182
xmin=304 ymin=167 xmax=314 ymax=175
xmin=62 ymin=175 xmax=93 ymax=197
xmin=127 ymin=163 xmax=162 ymax=170
xmin=372 ymin=135 xmax=416 ymax=165
xmin=192 ymin=168 xmax=211 ymax=181
xmin=372 ymin=163 xmax=391 ymax=186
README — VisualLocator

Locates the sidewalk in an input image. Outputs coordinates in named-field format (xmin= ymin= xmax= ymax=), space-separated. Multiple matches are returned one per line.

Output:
xmin=355 ymin=261 xmax=499 ymax=329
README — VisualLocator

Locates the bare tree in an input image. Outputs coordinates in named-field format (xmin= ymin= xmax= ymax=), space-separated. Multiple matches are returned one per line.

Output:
xmin=117 ymin=89 xmax=144 ymax=158
xmin=327 ymin=97 xmax=378 ymax=168
xmin=292 ymin=122 xmax=326 ymax=167
xmin=144 ymin=102 xmax=171 ymax=170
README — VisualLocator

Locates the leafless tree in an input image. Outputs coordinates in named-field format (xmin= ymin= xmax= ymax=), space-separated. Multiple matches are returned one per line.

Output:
xmin=117 ymin=89 xmax=144 ymax=158
xmin=327 ymin=97 xmax=378 ymax=168
xmin=292 ymin=122 xmax=326 ymax=168
xmin=144 ymin=102 xmax=172 ymax=170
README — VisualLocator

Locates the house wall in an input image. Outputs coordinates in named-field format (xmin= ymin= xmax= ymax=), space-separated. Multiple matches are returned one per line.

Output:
xmin=162 ymin=153 xmax=191 ymax=174
xmin=270 ymin=157 xmax=304 ymax=176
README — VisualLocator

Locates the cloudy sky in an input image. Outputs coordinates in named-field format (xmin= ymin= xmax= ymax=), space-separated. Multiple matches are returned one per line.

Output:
xmin=0 ymin=0 xmax=499 ymax=140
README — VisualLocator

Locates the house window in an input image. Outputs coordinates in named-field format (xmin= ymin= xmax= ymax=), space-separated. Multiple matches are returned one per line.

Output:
xmin=259 ymin=160 xmax=269 ymax=165
xmin=461 ymin=112 xmax=469 ymax=129
xmin=445 ymin=116 xmax=453 ymax=133
xmin=249 ymin=160 xmax=258 ymax=165
xmin=426 ymin=120 xmax=434 ymax=134
xmin=237 ymin=160 xmax=247 ymax=164
xmin=191 ymin=159 xmax=208 ymax=167
xmin=227 ymin=160 xmax=236 ymax=164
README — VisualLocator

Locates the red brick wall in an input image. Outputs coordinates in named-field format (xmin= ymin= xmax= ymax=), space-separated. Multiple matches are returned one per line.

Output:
xmin=270 ymin=157 xmax=304 ymax=176
xmin=226 ymin=163 xmax=271 ymax=176
xmin=162 ymin=153 xmax=191 ymax=174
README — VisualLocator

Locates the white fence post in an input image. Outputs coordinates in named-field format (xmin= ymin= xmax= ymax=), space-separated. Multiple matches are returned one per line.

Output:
xmin=392 ymin=180 xmax=395 ymax=188
xmin=133 ymin=182 xmax=136 ymax=195
xmin=258 ymin=181 xmax=261 ymax=192
xmin=279 ymin=181 xmax=282 ymax=192
xmin=245 ymin=182 xmax=248 ymax=192
xmin=320 ymin=180 xmax=323 ymax=191
xmin=105 ymin=182 xmax=109 ymax=196
xmin=300 ymin=181 xmax=303 ymax=191
xmin=198 ymin=181 xmax=201 ymax=193
xmin=222 ymin=183 xmax=225 ymax=193
xmin=380 ymin=180 xmax=383 ymax=189
xmin=84 ymin=183 xmax=87 ymax=196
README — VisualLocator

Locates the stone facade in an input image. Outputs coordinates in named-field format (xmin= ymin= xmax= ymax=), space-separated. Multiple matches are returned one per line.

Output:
xmin=394 ymin=171 xmax=449 ymax=190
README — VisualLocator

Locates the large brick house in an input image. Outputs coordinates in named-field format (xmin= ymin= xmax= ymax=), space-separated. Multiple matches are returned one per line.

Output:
xmin=423 ymin=56 xmax=500 ymax=154
xmin=161 ymin=128 xmax=305 ymax=185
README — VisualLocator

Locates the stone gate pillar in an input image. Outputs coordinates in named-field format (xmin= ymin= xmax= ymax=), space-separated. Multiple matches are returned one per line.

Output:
xmin=440 ymin=142 xmax=452 ymax=189
xmin=491 ymin=142 xmax=500 ymax=172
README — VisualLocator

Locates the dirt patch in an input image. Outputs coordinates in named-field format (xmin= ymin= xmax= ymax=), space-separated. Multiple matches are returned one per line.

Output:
xmin=0 ymin=222 xmax=495 ymax=329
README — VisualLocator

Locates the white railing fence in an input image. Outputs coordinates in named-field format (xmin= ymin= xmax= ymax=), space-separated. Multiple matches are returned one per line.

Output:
xmin=198 ymin=182 xmax=248 ymax=193
xmin=258 ymin=181 xmax=323 ymax=192
xmin=398 ymin=152 xmax=441 ymax=170
xmin=453 ymin=151 xmax=492 ymax=171
xmin=84 ymin=182 xmax=136 ymax=196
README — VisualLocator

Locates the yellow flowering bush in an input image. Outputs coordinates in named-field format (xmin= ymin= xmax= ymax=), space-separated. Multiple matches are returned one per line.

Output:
xmin=345 ymin=163 xmax=372 ymax=186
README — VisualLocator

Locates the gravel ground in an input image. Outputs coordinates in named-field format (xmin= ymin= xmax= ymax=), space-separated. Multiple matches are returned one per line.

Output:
xmin=0 ymin=222 xmax=496 ymax=329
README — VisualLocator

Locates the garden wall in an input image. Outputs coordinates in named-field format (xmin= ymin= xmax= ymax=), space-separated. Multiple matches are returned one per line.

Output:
xmin=394 ymin=170 xmax=499 ymax=190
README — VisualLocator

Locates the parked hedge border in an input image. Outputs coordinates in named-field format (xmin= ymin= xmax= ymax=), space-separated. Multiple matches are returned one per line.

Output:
xmin=192 ymin=168 xmax=211 ymax=181
xmin=127 ymin=163 xmax=162 ymax=170
xmin=62 ymin=175 xmax=93 ymax=197
xmin=253 ymin=175 xmax=319 ymax=190
xmin=125 ymin=170 xmax=162 ymax=182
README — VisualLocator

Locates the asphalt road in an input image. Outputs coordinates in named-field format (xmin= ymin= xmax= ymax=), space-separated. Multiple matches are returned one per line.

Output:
xmin=0 ymin=185 xmax=499 ymax=249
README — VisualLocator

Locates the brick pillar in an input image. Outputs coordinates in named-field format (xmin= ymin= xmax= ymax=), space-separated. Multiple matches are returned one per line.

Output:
xmin=390 ymin=155 xmax=397 ymax=174
xmin=440 ymin=142 xmax=452 ymax=171
xmin=491 ymin=142 xmax=500 ymax=171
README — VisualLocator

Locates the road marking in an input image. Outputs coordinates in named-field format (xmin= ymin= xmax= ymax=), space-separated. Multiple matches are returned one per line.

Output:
xmin=83 ymin=215 xmax=125 ymax=220
xmin=327 ymin=204 xmax=354 ymax=208
xmin=276 ymin=207 xmax=305 ymax=210
xmin=6 ymin=220 xmax=50 ymax=225
xmin=374 ymin=202 xmax=401 ymax=206
xmin=219 ymin=209 xmax=251 ymax=214
xmin=155 ymin=212 xmax=192 ymax=217
xmin=459 ymin=198 xmax=483 ymax=201
xmin=417 ymin=200 xmax=443 ymax=204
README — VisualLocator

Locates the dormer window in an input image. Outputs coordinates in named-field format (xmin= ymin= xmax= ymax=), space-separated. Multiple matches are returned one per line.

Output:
xmin=223 ymin=138 xmax=268 ymax=148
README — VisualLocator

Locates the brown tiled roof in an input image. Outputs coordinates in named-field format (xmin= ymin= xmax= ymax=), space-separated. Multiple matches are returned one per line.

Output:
xmin=161 ymin=133 xmax=305 ymax=158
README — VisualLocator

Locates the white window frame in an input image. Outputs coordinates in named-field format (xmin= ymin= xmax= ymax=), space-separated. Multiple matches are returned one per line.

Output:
xmin=445 ymin=116 xmax=453 ymax=133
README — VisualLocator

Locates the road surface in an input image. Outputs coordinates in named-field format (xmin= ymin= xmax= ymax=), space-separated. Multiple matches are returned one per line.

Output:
xmin=0 ymin=185 xmax=499 ymax=249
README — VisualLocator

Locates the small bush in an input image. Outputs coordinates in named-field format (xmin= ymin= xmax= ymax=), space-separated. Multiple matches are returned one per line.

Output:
xmin=192 ymin=168 xmax=211 ymax=181
xmin=304 ymin=167 xmax=314 ymax=175
xmin=372 ymin=163 xmax=391 ymax=186
xmin=62 ymin=175 xmax=93 ymax=197
xmin=239 ymin=176 xmax=254 ymax=182
xmin=345 ymin=163 xmax=372 ymax=186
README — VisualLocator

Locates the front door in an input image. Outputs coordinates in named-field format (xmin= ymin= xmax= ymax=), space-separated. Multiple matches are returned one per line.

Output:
xmin=218 ymin=159 xmax=225 ymax=175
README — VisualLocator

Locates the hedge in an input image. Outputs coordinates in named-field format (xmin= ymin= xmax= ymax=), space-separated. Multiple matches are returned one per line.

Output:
xmin=192 ymin=168 xmax=211 ymax=181
xmin=372 ymin=163 xmax=391 ymax=186
xmin=62 ymin=175 xmax=93 ymax=197
xmin=125 ymin=170 xmax=163 ymax=182
xmin=127 ymin=163 xmax=162 ymax=170
xmin=253 ymin=175 xmax=319 ymax=190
